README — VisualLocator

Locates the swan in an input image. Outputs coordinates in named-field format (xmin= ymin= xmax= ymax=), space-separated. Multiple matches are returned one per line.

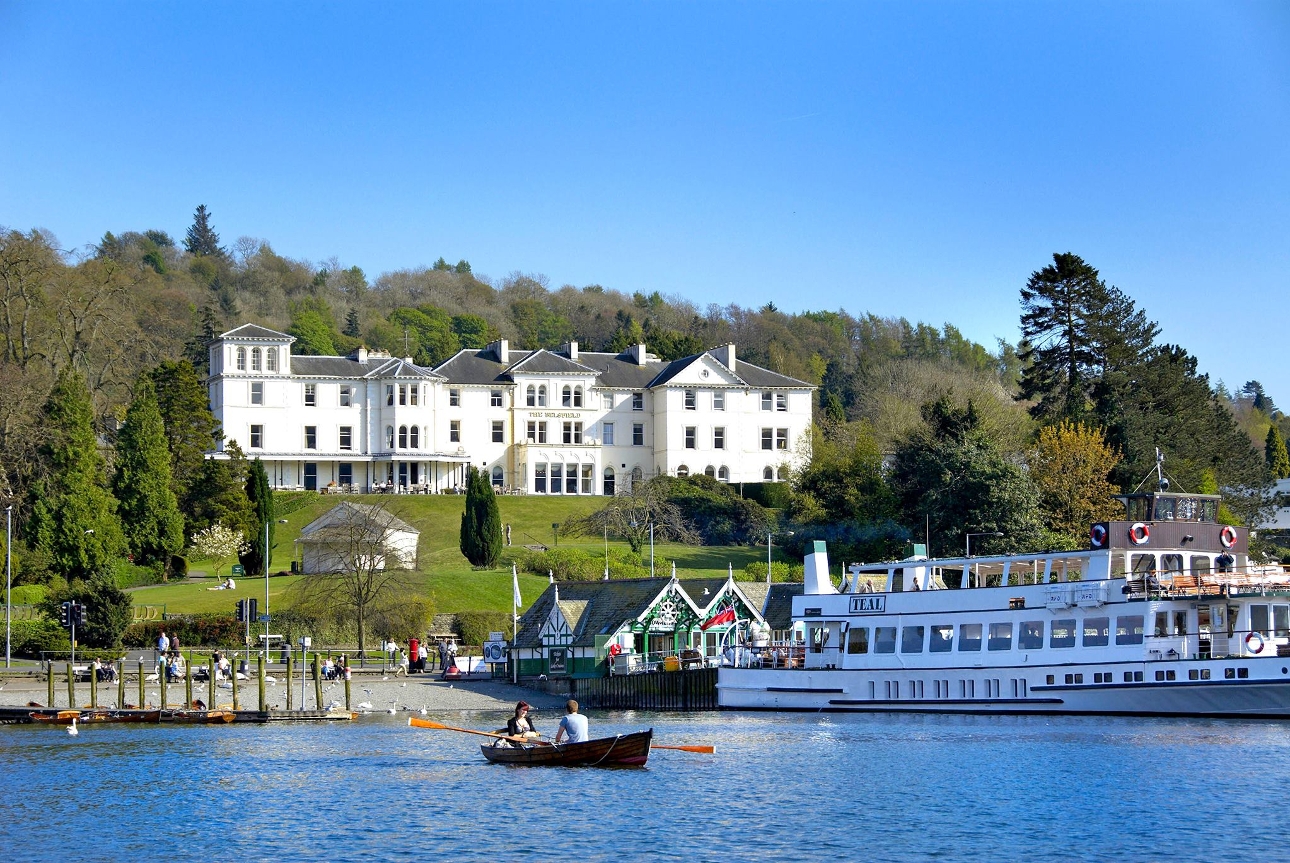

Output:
xmin=67 ymin=718 xmax=79 ymax=737
xmin=356 ymin=701 xmax=373 ymax=711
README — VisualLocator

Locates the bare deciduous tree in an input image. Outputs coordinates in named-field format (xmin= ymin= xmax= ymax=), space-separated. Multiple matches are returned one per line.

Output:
xmin=562 ymin=477 xmax=699 ymax=554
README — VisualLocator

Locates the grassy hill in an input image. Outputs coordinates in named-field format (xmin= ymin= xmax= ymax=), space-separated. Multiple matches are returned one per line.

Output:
xmin=133 ymin=493 xmax=766 ymax=616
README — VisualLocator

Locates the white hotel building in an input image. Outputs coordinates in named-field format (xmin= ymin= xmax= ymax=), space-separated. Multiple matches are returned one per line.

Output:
xmin=207 ymin=324 xmax=814 ymax=494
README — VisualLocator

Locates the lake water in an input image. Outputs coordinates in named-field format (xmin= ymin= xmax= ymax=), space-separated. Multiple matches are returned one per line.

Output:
xmin=3 ymin=710 xmax=1290 ymax=861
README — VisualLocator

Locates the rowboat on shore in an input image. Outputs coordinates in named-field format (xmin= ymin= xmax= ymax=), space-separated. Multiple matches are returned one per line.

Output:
xmin=480 ymin=729 xmax=653 ymax=767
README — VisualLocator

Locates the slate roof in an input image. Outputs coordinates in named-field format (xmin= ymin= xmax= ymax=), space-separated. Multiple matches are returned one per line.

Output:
xmin=220 ymin=324 xmax=293 ymax=341
xmin=514 ymin=578 xmax=671 ymax=649
xmin=289 ymin=355 xmax=442 ymax=379
xmin=509 ymin=349 xmax=599 ymax=376
xmin=760 ymin=583 xmax=804 ymax=630
xmin=576 ymin=352 xmax=664 ymax=389
xmin=432 ymin=349 xmax=519 ymax=385
xmin=299 ymin=502 xmax=420 ymax=539
xmin=648 ymin=352 xmax=811 ymax=389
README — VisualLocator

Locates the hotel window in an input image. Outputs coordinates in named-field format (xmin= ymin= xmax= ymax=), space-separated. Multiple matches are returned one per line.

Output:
xmin=713 ymin=427 xmax=725 ymax=449
xmin=398 ymin=425 xmax=408 ymax=448
xmin=676 ymin=465 xmax=690 ymax=478
xmin=958 ymin=623 xmax=982 ymax=651
xmin=492 ymin=466 xmax=504 ymax=488
xmin=338 ymin=463 xmax=352 ymax=486
xmin=602 ymin=422 xmax=615 ymax=446
xmin=304 ymin=384 xmax=316 ymax=407
xmin=761 ymin=428 xmax=773 ymax=450
xmin=526 ymin=421 xmax=538 ymax=443
xmin=538 ymin=422 xmax=548 ymax=443
xmin=236 ymin=348 xmax=246 ymax=370
xmin=988 ymin=623 xmax=1013 ymax=651
xmin=266 ymin=349 xmax=277 ymax=372
xmin=717 ymin=466 xmax=729 ymax=482
xmin=410 ymin=425 xmax=420 ymax=448
xmin=250 ymin=425 xmax=263 ymax=449
xmin=580 ymin=464 xmax=593 ymax=494
xmin=492 ymin=421 xmax=504 ymax=443
xmin=491 ymin=390 xmax=503 ymax=407
xmin=251 ymin=347 xmax=262 ymax=371
xmin=339 ymin=385 xmax=352 ymax=407
xmin=339 ymin=426 xmax=352 ymax=451
xmin=410 ymin=385 xmax=419 ymax=406
xmin=633 ymin=423 xmax=644 ymax=446
xmin=602 ymin=393 xmax=613 ymax=409
xmin=386 ymin=385 xmax=394 ymax=406
xmin=776 ymin=393 xmax=787 ymax=412
xmin=713 ymin=392 xmax=724 ymax=411
xmin=574 ymin=386 xmax=583 ymax=407
xmin=534 ymin=463 xmax=547 ymax=493
xmin=685 ymin=427 xmax=696 ymax=449
xmin=1050 ymin=619 xmax=1076 ymax=648
xmin=684 ymin=390 xmax=696 ymax=410
xmin=399 ymin=385 xmax=408 ymax=406
xmin=304 ymin=426 xmax=317 ymax=450
xmin=250 ymin=382 xmax=263 ymax=405
xmin=551 ymin=464 xmax=563 ymax=494
xmin=763 ymin=467 xmax=773 ymax=480
xmin=526 ymin=385 xmax=536 ymax=407
xmin=563 ymin=422 xmax=583 ymax=444
xmin=603 ymin=467 xmax=615 ymax=495
xmin=538 ymin=385 xmax=547 ymax=407
xmin=761 ymin=392 xmax=772 ymax=411
xmin=1082 ymin=617 xmax=1110 ymax=647
xmin=449 ymin=421 xmax=460 ymax=443
xmin=704 ymin=465 xmax=715 ymax=477
xmin=776 ymin=428 xmax=789 ymax=450
xmin=632 ymin=392 xmax=643 ymax=411
xmin=385 ymin=426 xmax=394 ymax=448
xmin=562 ymin=385 xmax=572 ymax=407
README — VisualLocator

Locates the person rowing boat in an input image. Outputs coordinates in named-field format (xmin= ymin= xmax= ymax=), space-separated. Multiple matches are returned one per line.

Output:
xmin=505 ymin=701 xmax=540 ymax=742
xmin=553 ymin=699 xmax=588 ymax=744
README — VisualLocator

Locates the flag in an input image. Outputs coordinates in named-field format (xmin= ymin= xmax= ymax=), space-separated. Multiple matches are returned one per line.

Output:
xmin=512 ymin=564 xmax=521 ymax=611
xmin=701 ymin=606 xmax=736 ymax=631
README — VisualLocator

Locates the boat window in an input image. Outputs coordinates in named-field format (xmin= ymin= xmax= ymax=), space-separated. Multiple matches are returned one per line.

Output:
xmin=1191 ymin=555 xmax=1211 ymax=576
xmin=1115 ymin=615 xmax=1145 ymax=645
xmin=901 ymin=626 xmax=925 ymax=654
xmin=846 ymin=627 xmax=869 ymax=654
xmin=929 ymin=625 xmax=953 ymax=653
xmin=1274 ymin=606 xmax=1290 ymax=639
xmin=1018 ymin=621 xmax=1044 ymax=650
xmin=808 ymin=624 xmax=829 ymax=653
xmin=1176 ymin=610 xmax=1190 ymax=636
xmin=1160 ymin=554 xmax=1183 ymax=575
xmin=958 ymin=623 xmax=982 ymax=652
xmin=987 ymin=622 xmax=1012 ymax=651
xmin=1050 ymin=619 xmax=1076 ymax=648
xmin=1155 ymin=497 xmax=1175 ymax=520
xmin=1154 ymin=611 xmax=1169 ymax=637
xmin=1083 ymin=617 xmax=1110 ymax=647
xmin=873 ymin=627 xmax=897 ymax=654
xmin=1131 ymin=554 xmax=1156 ymax=574
xmin=1250 ymin=605 xmax=1271 ymax=638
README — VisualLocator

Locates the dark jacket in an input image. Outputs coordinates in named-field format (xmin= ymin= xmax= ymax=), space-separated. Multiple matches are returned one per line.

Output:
xmin=506 ymin=716 xmax=539 ymax=737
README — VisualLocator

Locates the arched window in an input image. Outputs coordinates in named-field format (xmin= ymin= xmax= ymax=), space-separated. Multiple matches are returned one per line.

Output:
xmin=491 ymin=466 xmax=504 ymax=487
xmin=410 ymin=425 xmax=420 ymax=448
xmin=562 ymin=385 xmax=572 ymax=407
xmin=538 ymin=385 xmax=547 ymax=407
xmin=676 ymin=465 xmax=690 ymax=478
xmin=526 ymin=385 xmax=536 ymax=407
xmin=236 ymin=347 xmax=246 ymax=370
xmin=777 ymin=466 xmax=789 ymax=481
xmin=718 ymin=466 xmax=729 ymax=482
xmin=603 ymin=467 xmax=615 ymax=496
xmin=573 ymin=386 xmax=583 ymax=407
xmin=704 ymin=465 xmax=715 ymax=477
xmin=763 ymin=466 xmax=774 ymax=481
xmin=266 ymin=348 xmax=277 ymax=372
xmin=398 ymin=425 xmax=408 ymax=448
xmin=386 ymin=426 xmax=394 ymax=448
xmin=251 ymin=347 xmax=262 ymax=371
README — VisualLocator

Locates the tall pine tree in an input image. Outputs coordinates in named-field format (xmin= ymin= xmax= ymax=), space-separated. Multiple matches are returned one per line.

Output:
xmin=113 ymin=376 xmax=185 ymax=569
xmin=242 ymin=457 xmax=275 ymax=575
xmin=1017 ymin=253 xmax=1104 ymax=423
xmin=149 ymin=359 xmax=221 ymax=523
xmin=25 ymin=367 xmax=126 ymax=580
xmin=184 ymin=204 xmax=226 ymax=259
xmin=459 ymin=466 xmax=502 ymax=567
xmin=1267 ymin=425 xmax=1290 ymax=480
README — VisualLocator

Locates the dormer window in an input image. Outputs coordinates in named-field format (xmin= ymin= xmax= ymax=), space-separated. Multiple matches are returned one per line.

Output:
xmin=251 ymin=348 xmax=262 ymax=372
xmin=236 ymin=347 xmax=246 ymax=371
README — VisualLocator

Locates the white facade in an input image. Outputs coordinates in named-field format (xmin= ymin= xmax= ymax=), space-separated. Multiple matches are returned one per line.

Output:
xmin=208 ymin=324 xmax=814 ymax=494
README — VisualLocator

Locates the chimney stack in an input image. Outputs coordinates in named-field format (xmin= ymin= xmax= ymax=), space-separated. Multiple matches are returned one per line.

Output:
xmin=489 ymin=338 xmax=509 ymax=364
xmin=563 ymin=340 xmax=579 ymax=361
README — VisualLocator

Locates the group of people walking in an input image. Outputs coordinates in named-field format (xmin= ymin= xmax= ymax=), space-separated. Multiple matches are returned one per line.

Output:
xmin=388 ymin=637 xmax=457 ymax=676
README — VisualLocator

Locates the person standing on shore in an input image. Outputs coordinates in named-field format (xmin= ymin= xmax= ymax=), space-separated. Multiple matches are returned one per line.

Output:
xmin=554 ymin=700 xmax=588 ymax=744
xmin=417 ymin=639 xmax=428 ymax=673
xmin=409 ymin=636 xmax=420 ymax=674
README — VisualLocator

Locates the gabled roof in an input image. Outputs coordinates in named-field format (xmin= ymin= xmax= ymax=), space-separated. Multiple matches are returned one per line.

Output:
xmin=287 ymin=355 xmax=442 ymax=380
xmin=648 ymin=351 xmax=812 ymax=389
xmin=432 ymin=348 xmax=520 ymax=385
xmin=219 ymin=324 xmax=294 ymax=341
xmin=555 ymin=599 xmax=591 ymax=638
xmin=508 ymin=349 xmax=600 ymax=376
xmin=299 ymin=502 xmax=420 ymax=539
xmin=364 ymin=358 xmax=444 ymax=379
xmin=514 ymin=578 xmax=671 ymax=649
xmin=575 ymin=352 xmax=665 ymax=389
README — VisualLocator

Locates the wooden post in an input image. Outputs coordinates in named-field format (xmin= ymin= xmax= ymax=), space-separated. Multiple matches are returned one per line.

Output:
xmin=312 ymin=653 xmax=322 ymax=710
xmin=185 ymin=650 xmax=193 ymax=708
xmin=344 ymin=669 xmax=351 ymax=711
xmin=66 ymin=662 xmax=76 ymax=708
xmin=231 ymin=655 xmax=239 ymax=711
xmin=258 ymin=656 xmax=266 ymax=712
xmin=117 ymin=662 xmax=125 ymax=709
xmin=47 ymin=664 xmax=55 ymax=708
xmin=286 ymin=651 xmax=293 ymax=711
xmin=90 ymin=664 xmax=98 ymax=709
xmin=208 ymin=653 xmax=216 ymax=708
xmin=138 ymin=660 xmax=146 ymax=707
xmin=160 ymin=661 xmax=167 ymax=708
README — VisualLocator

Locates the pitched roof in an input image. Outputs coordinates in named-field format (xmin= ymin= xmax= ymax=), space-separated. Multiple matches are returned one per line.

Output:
xmin=299 ymin=502 xmax=420 ymax=538
xmin=289 ymin=355 xmax=442 ymax=379
xmin=219 ymin=324 xmax=294 ymax=341
xmin=432 ymin=349 xmax=520 ymax=385
xmin=760 ymin=583 xmax=804 ymax=630
xmin=508 ymin=349 xmax=599 ymax=376
xmin=514 ymin=578 xmax=671 ymax=649
xmin=576 ymin=352 xmax=665 ymax=389
xmin=648 ymin=351 xmax=813 ymax=389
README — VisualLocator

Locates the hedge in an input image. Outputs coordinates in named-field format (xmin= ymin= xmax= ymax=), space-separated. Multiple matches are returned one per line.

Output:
xmin=738 ymin=481 xmax=792 ymax=510
xmin=122 ymin=614 xmax=245 ymax=648
xmin=518 ymin=547 xmax=649 ymax=581
xmin=738 ymin=561 xmax=804 ymax=583
xmin=9 ymin=618 xmax=71 ymax=657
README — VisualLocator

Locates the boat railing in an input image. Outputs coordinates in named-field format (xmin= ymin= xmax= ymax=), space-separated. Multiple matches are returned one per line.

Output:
xmin=1124 ymin=564 xmax=1290 ymax=599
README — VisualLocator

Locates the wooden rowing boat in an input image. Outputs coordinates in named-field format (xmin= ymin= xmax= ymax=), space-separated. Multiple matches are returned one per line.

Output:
xmin=163 ymin=709 xmax=236 ymax=724
xmin=29 ymin=709 xmax=163 ymax=724
xmin=480 ymin=729 xmax=653 ymax=767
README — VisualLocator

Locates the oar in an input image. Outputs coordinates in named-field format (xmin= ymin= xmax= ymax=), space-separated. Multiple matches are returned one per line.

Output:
xmin=651 ymin=744 xmax=715 ymax=754
xmin=408 ymin=716 xmax=542 ymax=745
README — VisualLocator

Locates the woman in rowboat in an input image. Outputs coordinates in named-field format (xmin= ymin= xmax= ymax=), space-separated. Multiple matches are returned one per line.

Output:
xmin=505 ymin=702 xmax=540 ymax=740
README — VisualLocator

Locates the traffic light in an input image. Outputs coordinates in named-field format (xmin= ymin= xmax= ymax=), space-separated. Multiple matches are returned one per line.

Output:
xmin=248 ymin=598 xmax=258 ymax=622
xmin=71 ymin=603 xmax=85 ymax=626
xmin=235 ymin=599 xmax=246 ymax=622
xmin=59 ymin=602 xmax=71 ymax=627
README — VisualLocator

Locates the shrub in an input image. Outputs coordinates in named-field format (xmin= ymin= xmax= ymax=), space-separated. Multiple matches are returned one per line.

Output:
xmin=122 ymin=614 xmax=245 ymax=648
xmin=739 ymin=561 xmax=804 ymax=583
xmin=456 ymin=610 xmax=514 ymax=647
xmin=740 ymin=481 xmax=793 ymax=510
xmin=653 ymin=475 xmax=773 ymax=545
xmin=518 ymin=548 xmax=649 ymax=581
xmin=170 ymin=555 xmax=189 ymax=578
xmin=114 ymin=559 xmax=165 ymax=589
xmin=10 ymin=618 xmax=71 ymax=657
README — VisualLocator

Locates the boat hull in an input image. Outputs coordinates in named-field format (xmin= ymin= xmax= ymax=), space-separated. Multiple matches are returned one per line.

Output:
xmin=30 ymin=709 xmax=163 ymax=724
xmin=481 ymin=730 xmax=652 ymax=766
xmin=163 ymin=709 xmax=236 ymax=724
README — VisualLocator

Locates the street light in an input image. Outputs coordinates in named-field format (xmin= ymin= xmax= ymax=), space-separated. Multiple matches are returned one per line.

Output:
xmin=5 ymin=505 xmax=12 ymax=669
xmin=767 ymin=529 xmax=795 ymax=587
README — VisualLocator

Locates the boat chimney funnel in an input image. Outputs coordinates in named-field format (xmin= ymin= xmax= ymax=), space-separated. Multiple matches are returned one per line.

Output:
xmin=803 ymin=540 xmax=836 ymax=595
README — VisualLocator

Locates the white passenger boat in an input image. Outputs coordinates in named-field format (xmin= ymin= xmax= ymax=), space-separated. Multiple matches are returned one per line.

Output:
xmin=719 ymin=490 xmax=1290 ymax=717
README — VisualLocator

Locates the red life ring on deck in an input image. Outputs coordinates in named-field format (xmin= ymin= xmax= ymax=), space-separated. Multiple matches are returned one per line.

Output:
xmin=608 ymin=643 xmax=622 ymax=659
xmin=1090 ymin=524 xmax=1108 ymax=549
xmin=1246 ymin=632 xmax=1265 ymax=654
xmin=1129 ymin=523 xmax=1151 ymax=545
xmin=1220 ymin=526 xmax=1238 ymax=549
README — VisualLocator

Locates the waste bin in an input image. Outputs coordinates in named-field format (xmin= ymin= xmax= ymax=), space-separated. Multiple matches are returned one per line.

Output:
xmin=662 ymin=655 xmax=680 ymax=672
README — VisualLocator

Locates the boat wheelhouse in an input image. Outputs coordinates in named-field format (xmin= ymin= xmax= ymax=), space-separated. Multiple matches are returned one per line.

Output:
xmin=719 ymin=491 xmax=1290 ymax=717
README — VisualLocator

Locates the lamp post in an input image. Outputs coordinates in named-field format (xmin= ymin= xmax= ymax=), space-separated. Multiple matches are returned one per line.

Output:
xmin=5 ymin=505 xmax=12 ymax=669
xmin=767 ymin=530 xmax=794 ymax=587
xmin=965 ymin=531 xmax=1003 ymax=589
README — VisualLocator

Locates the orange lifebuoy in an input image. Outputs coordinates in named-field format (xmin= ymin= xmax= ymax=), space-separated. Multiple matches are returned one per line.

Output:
xmin=1090 ymin=524 xmax=1108 ymax=549
xmin=1220 ymin=526 xmax=1238 ymax=549
xmin=1129 ymin=522 xmax=1150 ymax=545
xmin=1246 ymin=632 xmax=1265 ymax=654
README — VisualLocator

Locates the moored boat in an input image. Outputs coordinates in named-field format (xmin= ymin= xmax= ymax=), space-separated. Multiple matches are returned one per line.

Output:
xmin=163 ymin=709 xmax=236 ymax=724
xmin=30 ymin=709 xmax=163 ymax=724
xmin=480 ymin=729 xmax=653 ymax=766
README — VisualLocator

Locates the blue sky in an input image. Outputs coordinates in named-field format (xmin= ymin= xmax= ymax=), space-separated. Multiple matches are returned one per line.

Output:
xmin=2 ymin=2 xmax=1287 ymax=399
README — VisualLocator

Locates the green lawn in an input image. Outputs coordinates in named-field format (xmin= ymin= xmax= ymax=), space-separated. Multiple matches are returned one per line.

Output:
xmin=147 ymin=494 xmax=770 ymax=616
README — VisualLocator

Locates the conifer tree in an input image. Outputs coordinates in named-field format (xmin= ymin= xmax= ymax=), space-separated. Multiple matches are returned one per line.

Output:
xmin=1267 ymin=425 xmax=1290 ymax=480
xmin=25 ymin=367 xmax=126 ymax=580
xmin=459 ymin=466 xmax=502 ymax=567
xmin=185 ymin=440 xmax=256 ymax=540
xmin=113 ymin=377 xmax=185 ymax=568
xmin=149 ymin=359 xmax=221 ymax=518
xmin=184 ymin=204 xmax=226 ymax=258
xmin=242 ymin=457 xmax=275 ymax=575
xmin=343 ymin=308 xmax=362 ymax=338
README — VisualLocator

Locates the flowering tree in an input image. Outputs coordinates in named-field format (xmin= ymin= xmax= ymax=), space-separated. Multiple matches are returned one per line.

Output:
xmin=189 ymin=522 xmax=249 ymax=578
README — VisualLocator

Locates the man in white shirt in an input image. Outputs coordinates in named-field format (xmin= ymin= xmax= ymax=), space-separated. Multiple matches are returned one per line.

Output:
xmin=553 ymin=699 xmax=589 ymax=744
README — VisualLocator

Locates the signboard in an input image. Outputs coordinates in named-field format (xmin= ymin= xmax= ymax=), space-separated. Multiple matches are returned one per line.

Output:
xmin=483 ymin=642 xmax=507 ymax=663
xmin=849 ymin=596 xmax=886 ymax=614
xmin=487 ymin=631 xmax=506 ymax=643
xmin=231 ymin=564 xmax=245 ymax=575
xmin=258 ymin=614 xmax=271 ymax=623
xmin=548 ymin=648 xmax=568 ymax=675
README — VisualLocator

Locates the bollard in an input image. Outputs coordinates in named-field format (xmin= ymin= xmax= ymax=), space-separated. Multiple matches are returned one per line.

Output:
xmin=66 ymin=662 xmax=75 ymax=709
xmin=286 ymin=652 xmax=294 ymax=711
xmin=90 ymin=664 xmax=98 ymax=709
xmin=344 ymin=669 xmax=351 ymax=711
xmin=139 ymin=660 xmax=146 ymax=707
xmin=231 ymin=655 xmax=239 ymax=711
xmin=313 ymin=654 xmax=322 ymax=711
xmin=258 ymin=656 xmax=266 ymax=712
xmin=48 ymin=664 xmax=55 ymax=708
xmin=186 ymin=650 xmax=194 ymax=708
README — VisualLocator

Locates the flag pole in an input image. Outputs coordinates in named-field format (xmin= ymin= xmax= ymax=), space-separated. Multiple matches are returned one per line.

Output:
xmin=512 ymin=563 xmax=520 ymax=685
